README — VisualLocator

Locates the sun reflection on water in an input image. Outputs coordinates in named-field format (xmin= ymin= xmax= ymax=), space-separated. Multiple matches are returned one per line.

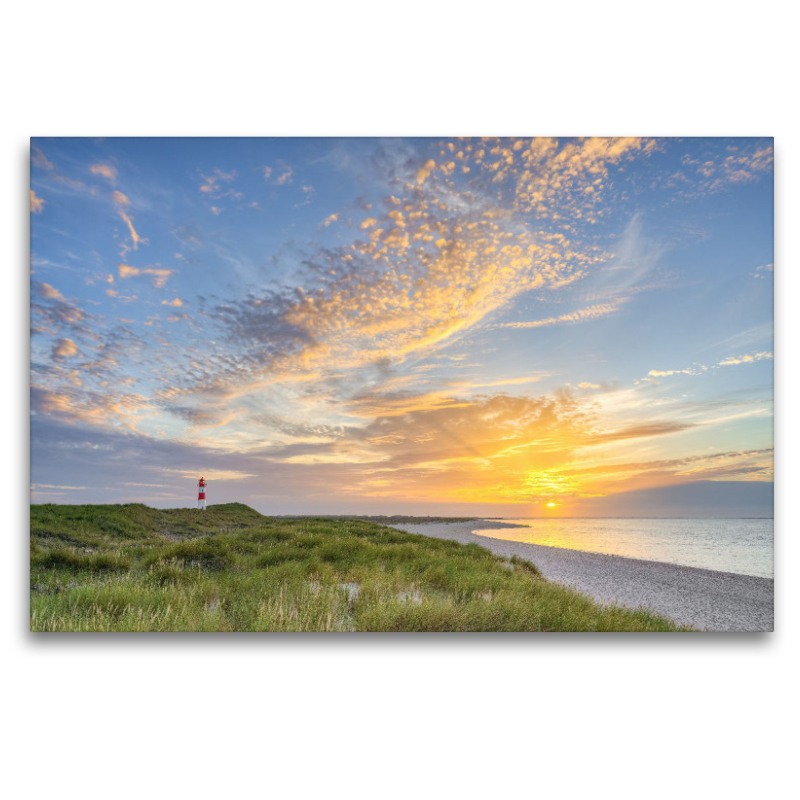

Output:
xmin=473 ymin=518 xmax=773 ymax=577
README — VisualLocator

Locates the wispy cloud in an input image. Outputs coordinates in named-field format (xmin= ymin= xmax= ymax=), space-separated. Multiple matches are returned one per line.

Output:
xmin=648 ymin=366 xmax=707 ymax=378
xmin=31 ymin=147 xmax=54 ymax=171
xmin=118 ymin=211 xmax=147 ymax=252
xmin=498 ymin=300 xmax=627 ymax=329
xmin=647 ymin=351 xmax=773 ymax=378
xmin=753 ymin=263 xmax=773 ymax=279
xmin=199 ymin=168 xmax=236 ymax=194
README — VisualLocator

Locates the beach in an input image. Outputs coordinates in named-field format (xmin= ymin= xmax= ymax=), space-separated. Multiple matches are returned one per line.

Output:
xmin=389 ymin=520 xmax=774 ymax=632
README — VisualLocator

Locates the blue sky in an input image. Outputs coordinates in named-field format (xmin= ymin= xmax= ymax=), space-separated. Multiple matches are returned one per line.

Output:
xmin=30 ymin=137 xmax=773 ymax=515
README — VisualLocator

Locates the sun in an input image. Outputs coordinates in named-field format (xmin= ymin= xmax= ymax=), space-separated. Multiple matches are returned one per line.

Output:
xmin=546 ymin=501 xmax=556 ymax=508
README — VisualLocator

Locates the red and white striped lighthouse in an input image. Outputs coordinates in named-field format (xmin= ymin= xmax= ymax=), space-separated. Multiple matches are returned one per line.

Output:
xmin=197 ymin=476 xmax=206 ymax=510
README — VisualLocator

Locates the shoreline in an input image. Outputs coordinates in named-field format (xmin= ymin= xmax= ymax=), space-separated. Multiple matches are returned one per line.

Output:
xmin=388 ymin=520 xmax=774 ymax=632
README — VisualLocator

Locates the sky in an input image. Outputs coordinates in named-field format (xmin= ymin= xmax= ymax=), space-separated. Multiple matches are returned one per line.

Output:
xmin=29 ymin=137 xmax=774 ymax=516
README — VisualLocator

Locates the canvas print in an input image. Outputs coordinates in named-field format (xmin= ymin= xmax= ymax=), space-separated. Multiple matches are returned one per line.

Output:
xmin=29 ymin=137 xmax=774 ymax=632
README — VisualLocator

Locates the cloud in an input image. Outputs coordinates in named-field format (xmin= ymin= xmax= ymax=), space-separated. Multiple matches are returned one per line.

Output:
xmin=498 ymin=300 xmax=627 ymax=329
xmin=588 ymin=420 xmax=696 ymax=445
xmin=161 ymin=298 xmax=184 ymax=307
xmin=662 ymin=140 xmax=773 ymax=200
xmin=273 ymin=165 xmax=293 ymax=185
xmin=118 ymin=263 xmax=174 ymax=288
xmin=415 ymin=159 xmax=436 ymax=185
xmin=30 ymin=189 xmax=45 ymax=213
xmin=161 ymin=468 xmax=257 ymax=481
xmin=186 ymin=138 xmax=665 ymax=414
xmin=718 ymin=351 xmax=773 ymax=367
xmin=32 ymin=385 xmax=151 ymax=430
xmin=753 ymin=263 xmax=773 ymax=279
xmin=31 ymin=147 xmax=54 ymax=171
xmin=36 ymin=282 xmax=64 ymax=301
xmin=52 ymin=338 xmax=79 ymax=360
xmin=464 ymin=375 xmax=549 ymax=390
xmin=31 ymin=483 xmax=88 ymax=491
xmin=30 ymin=289 xmax=91 ymax=338
xmin=284 ymin=387 xmax=701 ymax=504
xmin=90 ymin=163 xmax=117 ymax=182
xmin=145 ymin=270 xmax=174 ymax=289
xmin=293 ymin=185 xmax=315 ymax=209
xmin=648 ymin=366 xmax=706 ymax=377
xmin=118 ymin=211 xmax=145 ymax=251
xmin=645 ymin=351 xmax=772 ymax=380
xmin=646 ymin=351 xmax=773 ymax=381
xmin=320 ymin=213 xmax=338 ymax=227
xmin=112 ymin=190 xmax=130 ymax=206
xmin=510 ymin=137 xmax=652 ymax=224
xmin=30 ymin=146 xmax=87 ymax=193
xmin=347 ymin=389 xmax=473 ymax=418
xmin=199 ymin=168 xmax=236 ymax=195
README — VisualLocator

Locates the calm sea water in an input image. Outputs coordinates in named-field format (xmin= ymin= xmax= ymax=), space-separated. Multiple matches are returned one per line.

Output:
xmin=475 ymin=518 xmax=774 ymax=578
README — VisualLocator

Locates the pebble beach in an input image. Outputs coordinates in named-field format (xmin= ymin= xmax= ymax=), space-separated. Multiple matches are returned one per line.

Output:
xmin=389 ymin=520 xmax=774 ymax=632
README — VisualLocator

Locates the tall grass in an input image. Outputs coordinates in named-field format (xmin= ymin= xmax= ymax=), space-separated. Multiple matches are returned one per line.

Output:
xmin=30 ymin=504 xmax=688 ymax=632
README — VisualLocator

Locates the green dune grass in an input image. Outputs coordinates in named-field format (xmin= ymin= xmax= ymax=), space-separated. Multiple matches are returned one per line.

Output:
xmin=30 ymin=503 xmax=687 ymax=632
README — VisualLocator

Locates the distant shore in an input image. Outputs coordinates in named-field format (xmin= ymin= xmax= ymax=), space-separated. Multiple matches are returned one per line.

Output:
xmin=388 ymin=520 xmax=774 ymax=632
xmin=273 ymin=514 xmax=530 ymax=527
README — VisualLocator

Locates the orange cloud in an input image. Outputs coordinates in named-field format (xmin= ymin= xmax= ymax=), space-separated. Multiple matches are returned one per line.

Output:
xmin=52 ymin=338 xmax=79 ymax=359
xmin=326 ymin=391 xmax=619 ymax=503
xmin=321 ymin=213 xmax=338 ymax=227
xmin=30 ymin=189 xmax=45 ymax=213
xmin=112 ymin=190 xmax=130 ymax=206
xmin=90 ymin=163 xmax=117 ymax=182
xmin=38 ymin=282 xmax=64 ymax=300
xmin=194 ymin=141 xmax=646 ymax=409
xmin=415 ymin=159 xmax=436 ymax=185
xmin=118 ymin=263 xmax=174 ymax=288
xmin=118 ymin=211 xmax=145 ymax=251
xmin=118 ymin=264 xmax=140 ymax=279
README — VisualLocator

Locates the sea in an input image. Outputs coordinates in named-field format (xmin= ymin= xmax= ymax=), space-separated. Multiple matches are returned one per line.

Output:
xmin=474 ymin=518 xmax=774 ymax=579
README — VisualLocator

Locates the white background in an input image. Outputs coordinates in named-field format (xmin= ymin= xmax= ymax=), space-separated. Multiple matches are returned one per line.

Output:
xmin=3 ymin=2 xmax=796 ymax=798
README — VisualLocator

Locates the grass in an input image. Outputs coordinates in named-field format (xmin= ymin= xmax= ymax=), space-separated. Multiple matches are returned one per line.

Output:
xmin=30 ymin=503 xmax=688 ymax=632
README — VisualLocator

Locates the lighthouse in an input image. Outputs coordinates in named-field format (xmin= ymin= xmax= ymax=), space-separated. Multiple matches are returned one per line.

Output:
xmin=197 ymin=477 xmax=207 ymax=510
